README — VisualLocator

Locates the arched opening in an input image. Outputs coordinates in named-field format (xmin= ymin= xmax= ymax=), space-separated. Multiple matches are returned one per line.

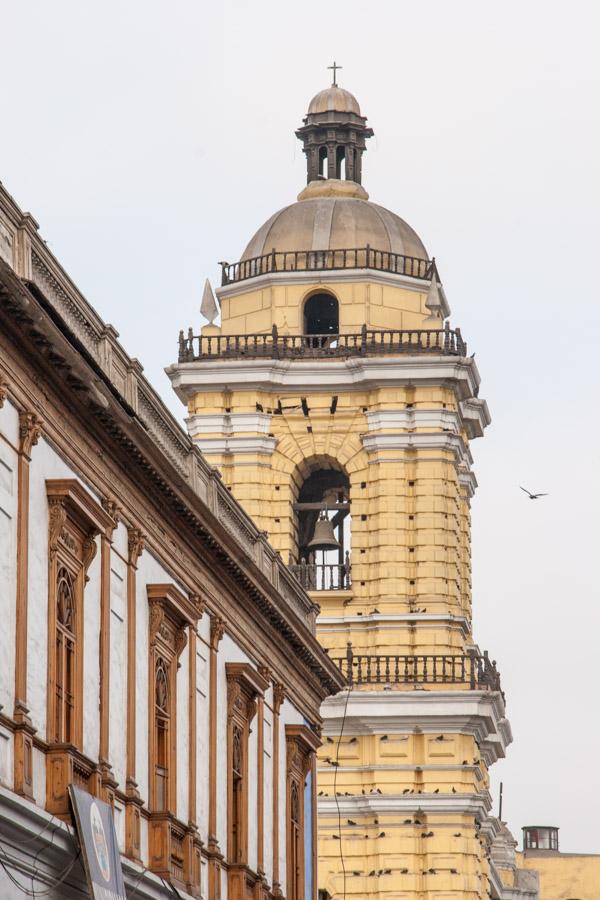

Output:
xmin=335 ymin=146 xmax=346 ymax=180
xmin=291 ymin=460 xmax=351 ymax=590
xmin=303 ymin=293 xmax=339 ymax=338
xmin=318 ymin=146 xmax=328 ymax=178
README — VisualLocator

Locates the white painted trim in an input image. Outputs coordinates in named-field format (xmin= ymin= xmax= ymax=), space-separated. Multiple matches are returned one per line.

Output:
xmin=185 ymin=412 xmax=273 ymax=436
xmin=167 ymin=355 xmax=482 ymax=404
xmin=317 ymin=612 xmax=471 ymax=633
xmin=460 ymin=397 xmax=492 ymax=437
xmin=362 ymin=431 xmax=473 ymax=467
xmin=320 ymin=690 xmax=512 ymax=765
xmin=317 ymin=790 xmax=492 ymax=818
xmin=190 ymin=435 xmax=277 ymax=455
xmin=365 ymin=408 xmax=461 ymax=432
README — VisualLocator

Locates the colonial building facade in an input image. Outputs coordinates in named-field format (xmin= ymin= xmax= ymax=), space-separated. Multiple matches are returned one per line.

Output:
xmin=167 ymin=83 xmax=538 ymax=898
xmin=0 ymin=181 xmax=344 ymax=898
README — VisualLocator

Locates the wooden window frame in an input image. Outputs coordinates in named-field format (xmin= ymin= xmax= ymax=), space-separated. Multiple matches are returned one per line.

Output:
xmin=45 ymin=480 xmax=113 ymax=818
xmin=285 ymin=724 xmax=321 ymax=900
xmin=146 ymin=583 xmax=202 ymax=896
xmin=225 ymin=663 xmax=268 ymax=898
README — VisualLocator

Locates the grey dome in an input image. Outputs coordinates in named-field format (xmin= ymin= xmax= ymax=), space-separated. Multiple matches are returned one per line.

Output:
xmin=307 ymin=86 xmax=361 ymax=116
xmin=241 ymin=197 xmax=428 ymax=261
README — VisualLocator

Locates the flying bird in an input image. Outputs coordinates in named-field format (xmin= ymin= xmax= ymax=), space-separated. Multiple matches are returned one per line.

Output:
xmin=520 ymin=486 xmax=548 ymax=500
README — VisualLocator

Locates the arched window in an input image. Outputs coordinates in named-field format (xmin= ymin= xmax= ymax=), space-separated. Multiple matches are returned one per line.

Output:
xmin=231 ymin=724 xmax=244 ymax=862
xmin=154 ymin=657 xmax=170 ymax=812
xmin=54 ymin=567 xmax=76 ymax=743
xmin=318 ymin=146 xmax=328 ymax=178
xmin=303 ymin=293 xmax=339 ymax=338
xmin=335 ymin=146 xmax=346 ymax=179
xmin=289 ymin=781 xmax=301 ymax=900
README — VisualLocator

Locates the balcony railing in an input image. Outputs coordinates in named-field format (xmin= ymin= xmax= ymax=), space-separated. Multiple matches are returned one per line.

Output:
xmin=219 ymin=246 xmax=434 ymax=286
xmin=332 ymin=644 xmax=502 ymax=693
xmin=178 ymin=323 xmax=466 ymax=362
xmin=288 ymin=560 xmax=351 ymax=591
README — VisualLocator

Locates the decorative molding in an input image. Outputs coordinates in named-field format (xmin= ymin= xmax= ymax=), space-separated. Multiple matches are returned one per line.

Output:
xmin=321 ymin=690 xmax=512 ymax=766
xmin=127 ymin=527 xmax=145 ymax=568
xmin=191 ymin=435 xmax=278 ymax=456
xmin=18 ymin=410 xmax=42 ymax=458
xmin=101 ymin=497 xmax=122 ymax=540
xmin=362 ymin=430 xmax=473 ymax=467
xmin=317 ymin=791 xmax=493 ymax=819
xmin=0 ymin=379 xmax=8 ymax=408
xmin=185 ymin=412 xmax=273 ymax=436
xmin=209 ymin=615 xmax=226 ymax=651
xmin=273 ymin=682 xmax=286 ymax=715
xmin=169 ymin=356 xmax=482 ymax=406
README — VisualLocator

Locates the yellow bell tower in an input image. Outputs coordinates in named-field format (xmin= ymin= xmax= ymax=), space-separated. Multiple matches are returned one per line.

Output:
xmin=169 ymin=79 xmax=512 ymax=899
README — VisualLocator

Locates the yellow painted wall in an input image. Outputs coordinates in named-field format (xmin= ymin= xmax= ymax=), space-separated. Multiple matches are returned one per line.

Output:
xmin=516 ymin=852 xmax=600 ymax=900
xmin=217 ymin=277 xmax=438 ymax=336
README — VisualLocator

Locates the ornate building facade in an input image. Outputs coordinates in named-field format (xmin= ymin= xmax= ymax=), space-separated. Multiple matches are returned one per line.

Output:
xmin=0 ymin=181 xmax=344 ymax=898
xmin=168 ymin=83 xmax=537 ymax=898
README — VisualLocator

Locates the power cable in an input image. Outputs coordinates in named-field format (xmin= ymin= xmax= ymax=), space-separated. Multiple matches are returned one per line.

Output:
xmin=332 ymin=684 xmax=352 ymax=900
xmin=0 ymin=839 xmax=81 ymax=897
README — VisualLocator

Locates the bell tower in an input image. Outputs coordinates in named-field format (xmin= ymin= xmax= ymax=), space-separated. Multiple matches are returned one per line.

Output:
xmin=169 ymin=80 xmax=515 ymax=899
xmin=296 ymin=67 xmax=373 ymax=184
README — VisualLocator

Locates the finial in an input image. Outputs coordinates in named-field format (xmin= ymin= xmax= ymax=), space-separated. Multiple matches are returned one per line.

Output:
xmin=200 ymin=278 xmax=219 ymax=325
xmin=327 ymin=60 xmax=342 ymax=87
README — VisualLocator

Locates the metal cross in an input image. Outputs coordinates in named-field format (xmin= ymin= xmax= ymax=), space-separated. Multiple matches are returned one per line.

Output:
xmin=328 ymin=61 xmax=342 ymax=86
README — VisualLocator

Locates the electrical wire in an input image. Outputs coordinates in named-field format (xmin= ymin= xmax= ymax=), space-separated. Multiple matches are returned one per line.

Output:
xmin=0 ymin=840 xmax=82 ymax=897
xmin=332 ymin=684 xmax=352 ymax=900
xmin=127 ymin=864 xmax=150 ymax=898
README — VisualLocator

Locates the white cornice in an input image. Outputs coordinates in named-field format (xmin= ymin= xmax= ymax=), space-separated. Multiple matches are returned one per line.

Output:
xmin=317 ymin=612 xmax=471 ymax=636
xmin=317 ymin=791 xmax=492 ymax=819
xmin=365 ymin=408 xmax=462 ymax=432
xmin=186 ymin=412 xmax=272 ymax=437
xmin=321 ymin=690 xmax=512 ymax=766
xmin=217 ymin=268 xmax=451 ymax=317
xmin=166 ymin=355 xmax=482 ymax=404
xmin=362 ymin=431 xmax=473 ymax=467
xmin=460 ymin=397 xmax=492 ymax=438
xmin=189 ymin=435 xmax=277 ymax=455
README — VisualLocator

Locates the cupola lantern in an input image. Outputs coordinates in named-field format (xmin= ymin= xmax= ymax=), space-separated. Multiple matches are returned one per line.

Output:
xmin=296 ymin=66 xmax=374 ymax=185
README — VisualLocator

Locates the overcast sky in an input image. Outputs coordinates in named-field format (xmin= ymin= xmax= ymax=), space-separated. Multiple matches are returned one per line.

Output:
xmin=2 ymin=0 xmax=599 ymax=854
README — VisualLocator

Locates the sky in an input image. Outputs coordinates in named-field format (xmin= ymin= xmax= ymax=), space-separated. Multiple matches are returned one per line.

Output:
xmin=2 ymin=0 xmax=599 ymax=854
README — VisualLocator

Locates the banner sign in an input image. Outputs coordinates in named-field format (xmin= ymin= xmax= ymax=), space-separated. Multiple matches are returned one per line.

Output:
xmin=68 ymin=785 xmax=126 ymax=900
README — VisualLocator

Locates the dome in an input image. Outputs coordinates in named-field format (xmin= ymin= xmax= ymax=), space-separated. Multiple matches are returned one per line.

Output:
xmin=307 ymin=86 xmax=361 ymax=116
xmin=241 ymin=187 xmax=428 ymax=262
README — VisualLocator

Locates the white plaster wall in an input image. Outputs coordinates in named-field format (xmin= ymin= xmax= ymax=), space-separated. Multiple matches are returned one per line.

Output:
xmin=176 ymin=640 xmax=189 ymax=824
xmin=262 ymin=686 xmax=274 ymax=886
xmin=0 ymin=399 xmax=18 ymax=716
xmin=0 ymin=724 xmax=13 ymax=790
xmin=108 ymin=548 xmax=128 ymax=789
xmin=196 ymin=615 xmax=210 ymax=840
xmin=82 ymin=546 xmax=101 ymax=761
xmin=278 ymin=698 xmax=305 ymax=888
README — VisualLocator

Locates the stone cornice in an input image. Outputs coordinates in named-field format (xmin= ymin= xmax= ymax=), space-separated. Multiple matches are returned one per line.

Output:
xmin=168 ymin=355 xmax=482 ymax=403
xmin=317 ymin=790 xmax=492 ymax=819
xmin=320 ymin=689 xmax=512 ymax=766
xmin=362 ymin=430 xmax=474 ymax=467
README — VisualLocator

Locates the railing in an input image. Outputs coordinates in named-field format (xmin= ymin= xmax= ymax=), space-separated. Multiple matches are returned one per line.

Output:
xmin=332 ymin=644 xmax=502 ymax=693
xmin=289 ymin=559 xmax=351 ymax=591
xmin=220 ymin=246 xmax=434 ymax=286
xmin=178 ymin=322 xmax=466 ymax=362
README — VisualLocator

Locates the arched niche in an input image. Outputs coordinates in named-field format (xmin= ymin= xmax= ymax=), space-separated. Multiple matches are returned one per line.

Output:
xmin=291 ymin=457 xmax=351 ymax=590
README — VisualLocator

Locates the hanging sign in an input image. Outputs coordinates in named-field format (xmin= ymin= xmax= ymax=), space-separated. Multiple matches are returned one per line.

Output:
xmin=68 ymin=785 xmax=126 ymax=900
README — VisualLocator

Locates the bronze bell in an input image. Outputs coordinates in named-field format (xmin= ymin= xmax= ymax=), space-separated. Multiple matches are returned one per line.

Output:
xmin=307 ymin=508 xmax=340 ymax=553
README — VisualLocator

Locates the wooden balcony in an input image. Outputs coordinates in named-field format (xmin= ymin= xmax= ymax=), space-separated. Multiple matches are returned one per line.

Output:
xmin=178 ymin=322 xmax=466 ymax=363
